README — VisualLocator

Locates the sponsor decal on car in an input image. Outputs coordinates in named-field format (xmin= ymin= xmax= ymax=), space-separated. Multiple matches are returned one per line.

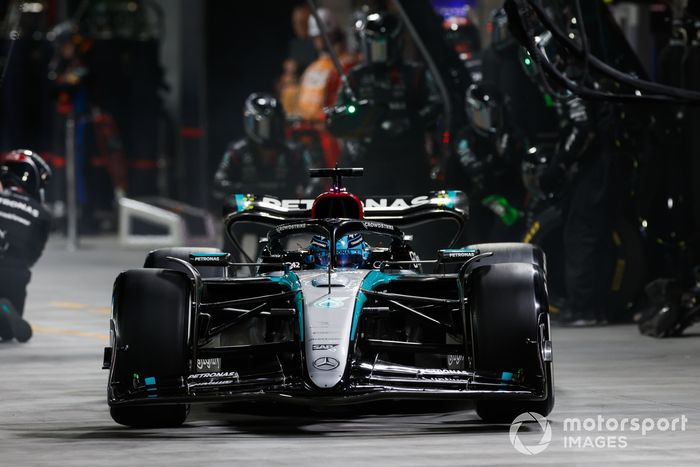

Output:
xmin=314 ymin=297 xmax=347 ymax=309
xmin=191 ymin=256 xmax=224 ymax=262
xmin=447 ymin=354 xmax=465 ymax=369
xmin=196 ymin=358 xmax=222 ymax=372
xmin=362 ymin=221 xmax=394 ymax=231
xmin=312 ymin=344 xmax=339 ymax=351
xmin=438 ymin=248 xmax=480 ymax=263
xmin=233 ymin=193 xmax=463 ymax=213
xmin=312 ymin=356 xmax=340 ymax=371
xmin=364 ymin=196 xmax=430 ymax=210
xmin=276 ymin=223 xmax=310 ymax=232
xmin=189 ymin=379 xmax=237 ymax=387
xmin=258 ymin=197 xmax=314 ymax=211
xmin=189 ymin=253 xmax=230 ymax=266
xmin=441 ymin=249 xmax=479 ymax=258
xmin=188 ymin=371 xmax=240 ymax=380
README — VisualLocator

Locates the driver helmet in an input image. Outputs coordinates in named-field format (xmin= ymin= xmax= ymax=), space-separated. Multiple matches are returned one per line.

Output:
xmin=0 ymin=149 xmax=52 ymax=202
xmin=356 ymin=11 xmax=403 ymax=64
xmin=243 ymin=92 xmax=285 ymax=148
xmin=308 ymin=233 xmax=370 ymax=269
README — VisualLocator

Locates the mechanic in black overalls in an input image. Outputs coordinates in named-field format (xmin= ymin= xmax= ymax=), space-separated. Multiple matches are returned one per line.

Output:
xmin=212 ymin=92 xmax=311 ymax=204
xmin=480 ymin=9 xmax=560 ymax=159
xmin=326 ymin=11 xmax=441 ymax=195
xmin=445 ymin=82 xmax=526 ymax=243
xmin=0 ymin=150 xmax=52 ymax=342
xmin=521 ymin=28 xmax=615 ymax=326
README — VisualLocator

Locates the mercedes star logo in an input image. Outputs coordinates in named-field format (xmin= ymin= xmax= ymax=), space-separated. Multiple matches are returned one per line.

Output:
xmin=313 ymin=356 xmax=340 ymax=371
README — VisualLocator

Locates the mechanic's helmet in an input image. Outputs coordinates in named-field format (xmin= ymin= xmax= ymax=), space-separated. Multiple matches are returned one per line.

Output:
xmin=356 ymin=11 xmax=403 ymax=64
xmin=243 ymin=93 xmax=285 ymax=148
xmin=308 ymin=233 xmax=369 ymax=269
xmin=47 ymin=21 xmax=78 ymax=47
xmin=490 ymin=8 xmax=513 ymax=51
xmin=465 ymin=82 xmax=503 ymax=137
xmin=47 ymin=21 xmax=92 ymax=60
xmin=308 ymin=7 xmax=339 ymax=38
xmin=0 ymin=149 xmax=51 ymax=202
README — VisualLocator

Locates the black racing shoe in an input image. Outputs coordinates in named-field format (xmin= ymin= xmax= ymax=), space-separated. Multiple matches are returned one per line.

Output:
xmin=0 ymin=299 xmax=32 ymax=343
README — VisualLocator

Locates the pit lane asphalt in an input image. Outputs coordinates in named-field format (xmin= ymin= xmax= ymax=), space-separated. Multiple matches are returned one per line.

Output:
xmin=1 ymin=236 xmax=699 ymax=466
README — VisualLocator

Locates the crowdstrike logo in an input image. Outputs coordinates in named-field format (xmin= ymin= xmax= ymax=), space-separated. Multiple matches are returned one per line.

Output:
xmin=509 ymin=412 xmax=552 ymax=455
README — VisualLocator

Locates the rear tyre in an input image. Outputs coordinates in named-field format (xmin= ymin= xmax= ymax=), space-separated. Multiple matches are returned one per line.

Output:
xmin=469 ymin=261 xmax=554 ymax=423
xmin=109 ymin=268 xmax=191 ymax=427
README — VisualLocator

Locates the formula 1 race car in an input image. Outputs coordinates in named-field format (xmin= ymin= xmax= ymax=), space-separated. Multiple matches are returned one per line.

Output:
xmin=103 ymin=168 xmax=553 ymax=427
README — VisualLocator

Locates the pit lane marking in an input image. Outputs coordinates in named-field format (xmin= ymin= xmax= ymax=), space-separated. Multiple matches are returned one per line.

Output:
xmin=48 ymin=302 xmax=111 ymax=315
xmin=49 ymin=301 xmax=85 ymax=310
xmin=32 ymin=325 xmax=108 ymax=341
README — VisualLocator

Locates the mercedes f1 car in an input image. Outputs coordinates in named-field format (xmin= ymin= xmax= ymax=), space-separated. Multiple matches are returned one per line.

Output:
xmin=103 ymin=168 xmax=554 ymax=427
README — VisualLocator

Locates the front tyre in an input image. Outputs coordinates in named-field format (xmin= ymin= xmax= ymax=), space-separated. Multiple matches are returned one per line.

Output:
xmin=109 ymin=268 xmax=191 ymax=427
xmin=469 ymin=262 xmax=554 ymax=423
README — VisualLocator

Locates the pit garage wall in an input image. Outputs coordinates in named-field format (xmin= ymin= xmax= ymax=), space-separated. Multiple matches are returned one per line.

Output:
xmin=153 ymin=0 xmax=208 ymax=208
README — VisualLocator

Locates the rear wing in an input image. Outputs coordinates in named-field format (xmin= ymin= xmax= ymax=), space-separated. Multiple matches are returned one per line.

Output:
xmin=222 ymin=191 xmax=468 ymax=263
xmin=223 ymin=190 xmax=467 ymax=227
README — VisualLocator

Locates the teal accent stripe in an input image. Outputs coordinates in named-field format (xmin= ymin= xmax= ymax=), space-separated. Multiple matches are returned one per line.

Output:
xmin=442 ymin=248 xmax=478 ymax=253
xmin=144 ymin=376 xmax=156 ymax=386
xmin=350 ymin=271 xmax=399 ymax=340
xmin=190 ymin=252 xmax=227 ymax=257
xmin=234 ymin=194 xmax=247 ymax=212
xmin=351 ymin=292 xmax=368 ymax=340
xmin=269 ymin=272 xmax=304 ymax=341
xmin=295 ymin=292 xmax=304 ymax=341
xmin=447 ymin=190 xmax=458 ymax=209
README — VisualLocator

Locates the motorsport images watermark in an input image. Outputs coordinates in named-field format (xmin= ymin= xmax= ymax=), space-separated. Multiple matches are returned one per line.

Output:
xmin=509 ymin=412 xmax=689 ymax=455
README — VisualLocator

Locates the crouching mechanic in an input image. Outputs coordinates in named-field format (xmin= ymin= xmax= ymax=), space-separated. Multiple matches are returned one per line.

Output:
xmin=0 ymin=150 xmax=52 ymax=342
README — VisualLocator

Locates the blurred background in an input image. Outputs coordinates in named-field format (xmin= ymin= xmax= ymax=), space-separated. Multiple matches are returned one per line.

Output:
xmin=0 ymin=0 xmax=680 ymax=217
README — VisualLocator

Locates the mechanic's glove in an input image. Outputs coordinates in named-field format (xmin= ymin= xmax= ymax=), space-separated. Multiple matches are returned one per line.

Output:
xmin=482 ymin=195 xmax=521 ymax=226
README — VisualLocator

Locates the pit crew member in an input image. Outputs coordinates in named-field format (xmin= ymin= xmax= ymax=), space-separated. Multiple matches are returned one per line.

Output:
xmin=0 ymin=150 xmax=52 ymax=343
